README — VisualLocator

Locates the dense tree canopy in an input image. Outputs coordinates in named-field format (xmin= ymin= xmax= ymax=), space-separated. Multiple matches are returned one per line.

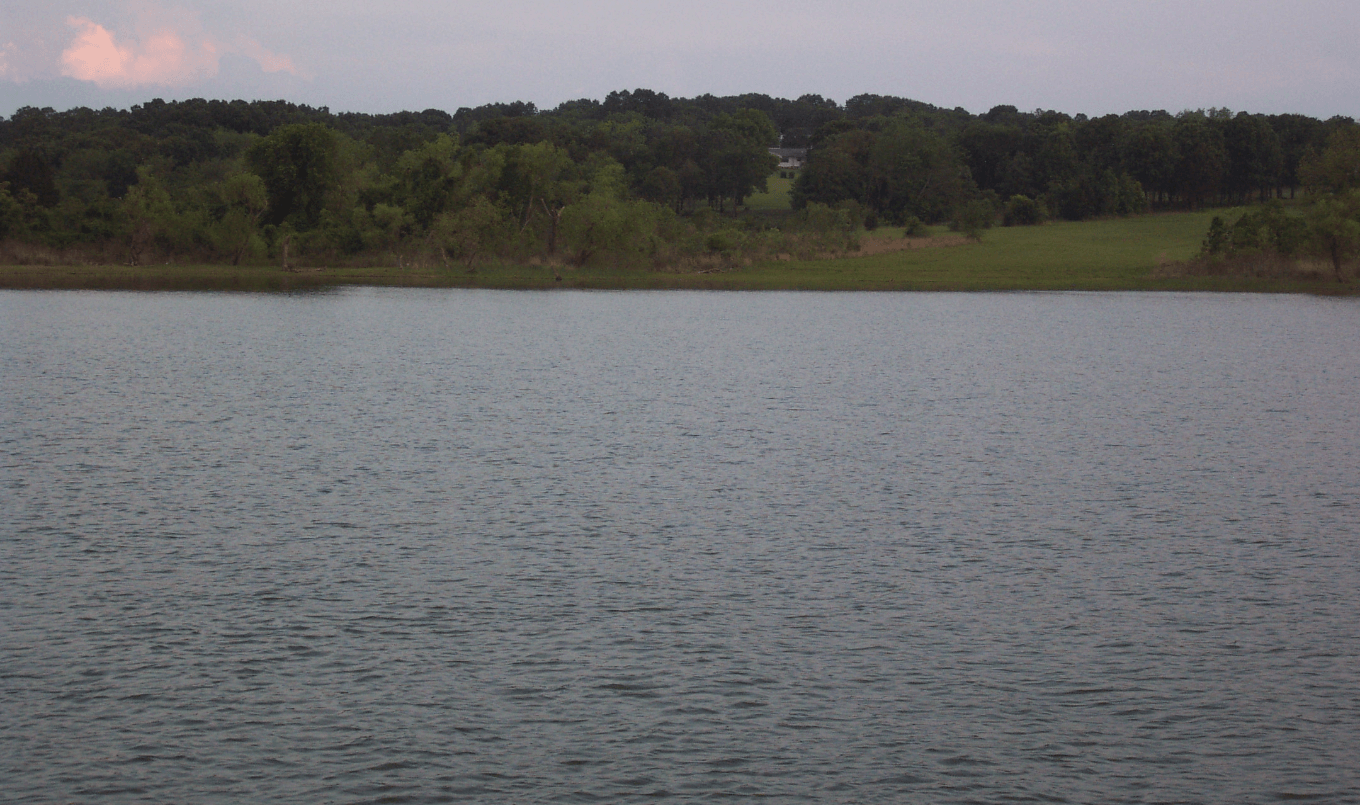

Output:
xmin=1 ymin=90 xmax=1355 ymax=269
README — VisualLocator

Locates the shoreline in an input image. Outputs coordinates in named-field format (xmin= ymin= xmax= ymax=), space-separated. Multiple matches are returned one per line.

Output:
xmin=2 ymin=261 xmax=1353 ymax=295
xmin=3 ymin=213 xmax=1355 ymax=295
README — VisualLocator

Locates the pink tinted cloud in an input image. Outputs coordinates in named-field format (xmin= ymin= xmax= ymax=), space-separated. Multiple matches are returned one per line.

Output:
xmin=237 ymin=38 xmax=301 ymax=76
xmin=60 ymin=16 xmax=301 ymax=88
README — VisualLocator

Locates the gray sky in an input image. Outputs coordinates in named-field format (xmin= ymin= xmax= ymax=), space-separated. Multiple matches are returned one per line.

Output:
xmin=2 ymin=0 xmax=1358 ymax=119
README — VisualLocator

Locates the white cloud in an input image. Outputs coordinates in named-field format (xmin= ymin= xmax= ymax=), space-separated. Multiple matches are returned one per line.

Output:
xmin=58 ymin=12 xmax=302 ymax=89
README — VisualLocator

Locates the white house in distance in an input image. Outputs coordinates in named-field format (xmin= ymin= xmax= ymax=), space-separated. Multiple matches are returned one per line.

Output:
xmin=768 ymin=148 xmax=808 ymax=169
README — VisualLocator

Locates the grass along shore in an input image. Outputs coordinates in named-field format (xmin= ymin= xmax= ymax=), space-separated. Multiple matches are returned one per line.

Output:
xmin=2 ymin=208 xmax=1355 ymax=293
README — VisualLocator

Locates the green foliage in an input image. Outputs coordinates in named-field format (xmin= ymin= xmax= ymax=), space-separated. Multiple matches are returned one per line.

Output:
xmin=705 ymin=109 xmax=780 ymax=209
xmin=951 ymin=199 xmax=996 ymax=241
xmin=638 ymin=166 xmax=682 ymax=208
xmin=364 ymin=203 xmax=415 ymax=252
xmin=120 ymin=167 xmax=179 ymax=264
xmin=431 ymin=197 xmax=510 ymax=268
xmin=4 ymin=150 xmax=60 ymax=208
xmin=1223 ymin=113 xmax=1282 ymax=201
xmin=246 ymin=123 xmax=339 ymax=229
xmin=211 ymin=172 xmax=268 ymax=264
xmin=2 ymin=93 xmax=1358 ymax=271
xmin=1198 ymin=195 xmax=1358 ymax=281
xmin=10 ymin=209 xmax=1273 ymax=293
xmin=558 ymin=195 xmax=664 ymax=266
xmin=1047 ymin=169 xmax=1147 ymax=220
xmin=393 ymin=134 xmax=464 ymax=227
xmin=796 ymin=202 xmax=860 ymax=253
xmin=1002 ymin=195 xmax=1046 ymax=226
xmin=1300 ymin=128 xmax=1360 ymax=194
xmin=0 ymin=182 xmax=25 ymax=238
xmin=869 ymin=120 xmax=973 ymax=222
xmin=1228 ymin=202 xmax=1308 ymax=256
xmin=1173 ymin=114 xmax=1227 ymax=207
xmin=794 ymin=120 xmax=975 ymax=224
xmin=1305 ymin=191 xmax=1360 ymax=281
xmin=1201 ymin=216 xmax=1229 ymax=256
xmin=901 ymin=215 xmax=928 ymax=237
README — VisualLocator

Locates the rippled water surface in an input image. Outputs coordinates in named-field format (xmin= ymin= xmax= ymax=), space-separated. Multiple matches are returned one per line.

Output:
xmin=3 ymin=289 xmax=1359 ymax=804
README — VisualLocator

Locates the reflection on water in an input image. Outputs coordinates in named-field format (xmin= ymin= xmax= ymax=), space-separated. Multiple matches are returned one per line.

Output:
xmin=2 ymin=289 xmax=1359 ymax=803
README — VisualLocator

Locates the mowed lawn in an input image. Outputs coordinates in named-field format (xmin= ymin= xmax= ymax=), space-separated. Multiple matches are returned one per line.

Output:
xmin=738 ymin=212 xmax=1227 ymax=291
xmin=743 ymin=170 xmax=798 ymax=211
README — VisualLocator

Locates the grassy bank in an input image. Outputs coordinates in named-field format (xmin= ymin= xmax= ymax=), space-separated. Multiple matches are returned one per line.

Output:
xmin=2 ymin=209 xmax=1356 ymax=293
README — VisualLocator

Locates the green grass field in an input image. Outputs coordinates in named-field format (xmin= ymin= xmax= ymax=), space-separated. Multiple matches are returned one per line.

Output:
xmin=743 ymin=171 xmax=798 ymax=211
xmin=2 ymin=208 xmax=1355 ymax=293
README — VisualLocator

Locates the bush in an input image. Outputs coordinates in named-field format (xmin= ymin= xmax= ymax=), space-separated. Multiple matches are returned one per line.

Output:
xmin=1201 ymin=203 xmax=1309 ymax=259
xmin=899 ymin=215 xmax=928 ymax=237
xmin=950 ymin=199 xmax=996 ymax=241
xmin=1002 ymin=195 xmax=1046 ymax=226
xmin=797 ymin=202 xmax=859 ymax=253
xmin=1201 ymin=216 xmax=1229 ymax=256
xmin=1231 ymin=202 xmax=1309 ymax=256
xmin=705 ymin=229 xmax=743 ymax=253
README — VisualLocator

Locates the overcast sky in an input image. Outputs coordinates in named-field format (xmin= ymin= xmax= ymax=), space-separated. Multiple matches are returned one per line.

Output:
xmin=2 ymin=1 xmax=1357 ymax=120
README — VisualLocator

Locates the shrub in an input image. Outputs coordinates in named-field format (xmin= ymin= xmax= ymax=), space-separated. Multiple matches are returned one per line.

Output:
xmin=950 ymin=199 xmax=996 ymax=241
xmin=1002 ymin=195 xmax=1045 ymax=226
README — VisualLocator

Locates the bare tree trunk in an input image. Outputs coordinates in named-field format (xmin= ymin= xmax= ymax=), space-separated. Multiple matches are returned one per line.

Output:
xmin=521 ymin=179 xmax=537 ymax=232
xmin=281 ymin=234 xmax=292 ymax=270
xmin=540 ymin=199 xmax=563 ymax=255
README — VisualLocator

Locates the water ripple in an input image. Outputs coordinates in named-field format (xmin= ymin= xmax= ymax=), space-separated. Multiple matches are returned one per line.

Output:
xmin=2 ymin=289 xmax=1359 ymax=804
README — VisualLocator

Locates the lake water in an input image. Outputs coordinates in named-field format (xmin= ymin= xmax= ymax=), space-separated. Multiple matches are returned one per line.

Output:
xmin=2 ymin=288 xmax=1359 ymax=804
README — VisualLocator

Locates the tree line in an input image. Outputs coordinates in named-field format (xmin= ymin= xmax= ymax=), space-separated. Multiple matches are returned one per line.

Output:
xmin=0 ymin=91 xmax=1356 ymax=269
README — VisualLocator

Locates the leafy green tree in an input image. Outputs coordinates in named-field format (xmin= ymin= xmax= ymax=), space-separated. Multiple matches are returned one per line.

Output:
xmin=364 ymin=203 xmax=415 ymax=256
xmin=951 ymin=199 xmax=996 ymax=241
xmin=558 ymin=195 xmax=662 ymax=266
xmin=1201 ymin=216 xmax=1229 ymax=256
xmin=796 ymin=202 xmax=859 ymax=253
xmin=638 ymin=166 xmax=683 ymax=211
xmin=1002 ymin=195 xmax=1045 ymax=226
xmin=1269 ymin=113 xmax=1325 ymax=198
xmin=1299 ymin=128 xmax=1360 ymax=194
xmin=1227 ymin=202 xmax=1308 ymax=256
xmin=794 ymin=121 xmax=973 ymax=224
xmin=0 ymin=182 xmax=26 ymax=238
xmin=1172 ymin=114 xmax=1227 ymax=207
xmin=245 ymin=123 xmax=339 ymax=229
xmin=867 ymin=121 xmax=973 ymax=223
xmin=792 ymin=129 xmax=873 ymax=211
xmin=704 ymin=109 xmax=779 ymax=210
xmin=1049 ymin=168 xmax=1148 ymax=220
xmin=1030 ymin=126 xmax=1081 ymax=190
xmin=1223 ymin=113 xmax=1282 ymax=202
xmin=1074 ymin=114 xmax=1126 ymax=174
xmin=393 ymin=134 xmax=464 ymax=227
xmin=957 ymin=121 xmax=1021 ymax=193
xmin=500 ymin=142 xmax=577 ymax=239
xmin=120 ymin=167 xmax=177 ymax=265
xmin=431 ymin=197 xmax=510 ymax=269
xmin=1120 ymin=121 xmax=1178 ymax=204
xmin=1306 ymin=191 xmax=1360 ymax=281
xmin=3 ymin=150 xmax=60 ymax=208
xmin=213 ymin=172 xmax=268 ymax=265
